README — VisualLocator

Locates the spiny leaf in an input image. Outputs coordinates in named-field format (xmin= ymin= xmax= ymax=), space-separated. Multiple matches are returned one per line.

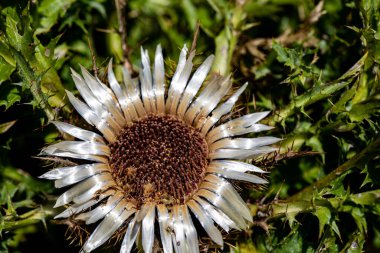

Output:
xmin=331 ymin=220 xmax=342 ymax=240
xmin=314 ymin=206 xmax=331 ymax=239
xmin=348 ymin=100 xmax=380 ymax=122
xmin=0 ymin=55 xmax=15 ymax=83
xmin=273 ymin=42 xmax=303 ymax=70
xmin=349 ymin=190 xmax=380 ymax=206
xmin=0 ymin=85 xmax=20 ymax=110
xmin=36 ymin=0 xmax=76 ymax=34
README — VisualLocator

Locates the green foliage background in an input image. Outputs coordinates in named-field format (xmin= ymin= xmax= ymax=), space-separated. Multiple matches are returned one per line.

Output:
xmin=0 ymin=0 xmax=379 ymax=252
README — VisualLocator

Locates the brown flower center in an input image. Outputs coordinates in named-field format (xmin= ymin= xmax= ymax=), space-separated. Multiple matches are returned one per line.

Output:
xmin=108 ymin=114 xmax=208 ymax=207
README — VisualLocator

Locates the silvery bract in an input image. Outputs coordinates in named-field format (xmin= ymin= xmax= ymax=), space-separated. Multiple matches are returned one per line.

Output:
xmin=40 ymin=44 xmax=279 ymax=253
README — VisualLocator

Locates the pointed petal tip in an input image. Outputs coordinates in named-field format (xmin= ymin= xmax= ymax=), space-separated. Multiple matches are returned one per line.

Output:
xmin=262 ymin=110 xmax=272 ymax=118
xmin=38 ymin=148 xmax=49 ymax=156
xmin=53 ymin=199 xmax=64 ymax=208
xmin=54 ymin=212 xmax=67 ymax=219
xmin=65 ymin=89 xmax=73 ymax=96
xmin=79 ymin=65 xmax=92 ymax=77
xmin=107 ymin=58 xmax=113 ymax=69
xmin=70 ymin=67 xmax=79 ymax=76
xmin=38 ymin=173 xmax=50 ymax=179
xmin=256 ymin=177 xmax=269 ymax=184
xmin=207 ymin=54 xmax=215 ymax=62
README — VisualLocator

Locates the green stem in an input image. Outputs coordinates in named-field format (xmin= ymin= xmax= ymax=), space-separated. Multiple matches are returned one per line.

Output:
xmin=3 ymin=218 xmax=42 ymax=231
xmin=288 ymin=135 xmax=380 ymax=201
xmin=10 ymin=46 xmax=55 ymax=121
xmin=3 ymin=206 xmax=55 ymax=231
xmin=212 ymin=2 xmax=246 ymax=75
xmin=263 ymin=52 xmax=368 ymax=126
xmin=251 ymin=189 xmax=380 ymax=221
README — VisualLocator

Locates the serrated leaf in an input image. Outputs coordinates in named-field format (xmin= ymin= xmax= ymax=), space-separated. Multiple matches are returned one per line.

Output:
xmin=350 ymin=190 xmax=380 ymax=206
xmin=0 ymin=85 xmax=20 ymax=110
xmin=327 ymin=171 xmax=349 ymax=197
xmin=0 ymin=56 xmax=15 ymax=83
xmin=36 ymin=0 xmax=76 ymax=34
xmin=317 ymin=231 xmax=339 ymax=253
xmin=0 ymin=41 xmax=15 ymax=83
xmin=2 ymin=6 xmax=67 ymax=113
xmin=314 ymin=206 xmax=331 ymax=238
xmin=350 ymin=207 xmax=367 ymax=233
xmin=348 ymin=100 xmax=380 ymax=122
xmin=6 ymin=192 xmax=17 ymax=216
xmin=345 ymin=232 xmax=365 ymax=253
xmin=306 ymin=135 xmax=325 ymax=162
xmin=331 ymin=220 xmax=342 ymax=240
xmin=2 ymin=7 xmax=34 ymax=61
xmin=273 ymin=41 xmax=302 ymax=70
xmin=272 ymin=229 xmax=315 ymax=253
xmin=0 ymin=39 xmax=16 ymax=67
xmin=285 ymin=211 xmax=298 ymax=228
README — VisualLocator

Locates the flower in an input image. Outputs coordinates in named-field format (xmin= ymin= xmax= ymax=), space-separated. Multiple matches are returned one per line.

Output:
xmin=40 ymin=45 xmax=279 ymax=253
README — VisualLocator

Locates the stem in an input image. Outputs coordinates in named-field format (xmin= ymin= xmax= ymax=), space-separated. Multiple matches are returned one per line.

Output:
xmin=3 ymin=218 xmax=43 ymax=231
xmin=288 ymin=135 xmax=380 ymax=201
xmin=10 ymin=46 xmax=55 ymax=121
xmin=212 ymin=2 xmax=247 ymax=75
xmin=3 ymin=206 xmax=55 ymax=231
xmin=190 ymin=21 xmax=200 ymax=53
xmin=251 ymin=189 xmax=380 ymax=224
xmin=263 ymin=52 xmax=368 ymax=126
xmin=115 ymin=0 xmax=133 ymax=73
xmin=88 ymin=37 xmax=98 ymax=77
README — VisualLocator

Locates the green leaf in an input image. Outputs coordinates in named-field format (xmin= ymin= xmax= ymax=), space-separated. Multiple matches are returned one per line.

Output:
xmin=350 ymin=207 xmax=367 ymax=233
xmin=0 ymin=55 xmax=15 ymax=84
xmin=0 ymin=85 xmax=20 ymax=110
xmin=272 ymin=229 xmax=315 ymax=253
xmin=0 ymin=39 xmax=16 ymax=67
xmin=349 ymin=190 xmax=380 ymax=206
xmin=348 ymin=100 xmax=380 ymax=122
xmin=317 ymin=231 xmax=339 ymax=253
xmin=344 ymin=232 xmax=366 ymax=253
xmin=36 ymin=0 xmax=76 ymax=34
xmin=272 ymin=41 xmax=302 ymax=70
xmin=305 ymin=135 xmax=325 ymax=162
xmin=0 ymin=40 xmax=16 ymax=83
xmin=234 ymin=240 xmax=258 ymax=253
xmin=314 ymin=206 xmax=331 ymax=238
xmin=181 ymin=0 xmax=198 ymax=29
xmin=285 ymin=210 xmax=298 ymax=228
xmin=2 ymin=5 xmax=67 ymax=117
xmin=331 ymin=220 xmax=342 ymax=240
xmin=2 ymin=7 xmax=34 ymax=61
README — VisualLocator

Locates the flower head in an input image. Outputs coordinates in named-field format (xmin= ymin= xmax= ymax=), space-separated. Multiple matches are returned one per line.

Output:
xmin=40 ymin=45 xmax=279 ymax=253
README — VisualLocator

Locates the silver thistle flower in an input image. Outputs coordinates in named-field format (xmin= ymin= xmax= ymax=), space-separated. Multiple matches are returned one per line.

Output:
xmin=40 ymin=45 xmax=279 ymax=253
